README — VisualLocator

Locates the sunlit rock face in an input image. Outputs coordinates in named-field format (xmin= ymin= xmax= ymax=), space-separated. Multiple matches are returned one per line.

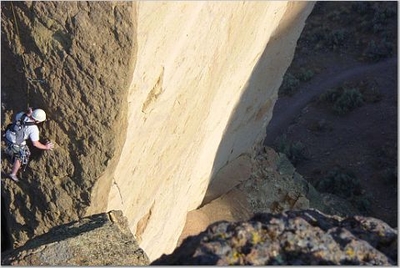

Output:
xmin=103 ymin=1 xmax=315 ymax=260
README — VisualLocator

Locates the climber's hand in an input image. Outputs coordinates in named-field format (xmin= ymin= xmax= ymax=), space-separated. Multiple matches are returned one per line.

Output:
xmin=45 ymin=141 xmax=54 ymax=150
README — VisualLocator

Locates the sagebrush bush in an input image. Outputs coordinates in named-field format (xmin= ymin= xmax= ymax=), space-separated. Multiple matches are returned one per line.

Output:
xmin=353 ymin=194 xmax=372 ymax=214
xmin=298 ymin=68 xmax=315 ymax=82
xmin=275 ymin=135 xmax=308 ymax=166
xmin=315 ymin=167 xmax=373 ymax=214
xmin=280 ymin=72 xmax=300 ymax=96
xmin=315 ymin=167 xmax=361 ymax=199
xmin=333 ymin=88 xmax=364 ymax=115
xmin=363 ymin=39 xmax=393 ymax=62
xmin=319 ymin=88 xmax=342 ymax=103
xmin=319 ymin=87 xmax=364 ymax=115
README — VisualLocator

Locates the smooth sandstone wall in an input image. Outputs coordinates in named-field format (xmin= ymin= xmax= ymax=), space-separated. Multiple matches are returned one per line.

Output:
xmin=105 ymin=1 xmax=314 ymax=260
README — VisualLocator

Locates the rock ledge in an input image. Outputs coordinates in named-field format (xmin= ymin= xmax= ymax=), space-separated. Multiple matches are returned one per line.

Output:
xmin=153 ymin=209 xmax=397 ymax=265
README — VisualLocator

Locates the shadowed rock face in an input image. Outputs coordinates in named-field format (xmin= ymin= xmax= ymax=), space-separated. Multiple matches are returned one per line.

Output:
xmin=152 ymin=209 xmax=398 ymax=265
xmin=1 ymin=0 xmax=135 ymax=249
xmin=2 ymin=209 xmax=397 ymax=265
xmin=1 ymin=211 xmax=149 ymax=266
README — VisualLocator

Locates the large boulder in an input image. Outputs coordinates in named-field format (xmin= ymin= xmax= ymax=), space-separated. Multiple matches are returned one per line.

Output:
xmin=153 ymin=209 xmax=398 ymax=265
xmin=178 ymin=147 xmax=360 ymax=245
xmin=1 ymin=210 xmax=149 ymax=266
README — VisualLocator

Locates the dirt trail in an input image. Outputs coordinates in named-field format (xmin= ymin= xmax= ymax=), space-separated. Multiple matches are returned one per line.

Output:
xmin=264 ymin=57 xmax=397 ymax=145
xmin=263 ymin=56 xmax=397 ymax=227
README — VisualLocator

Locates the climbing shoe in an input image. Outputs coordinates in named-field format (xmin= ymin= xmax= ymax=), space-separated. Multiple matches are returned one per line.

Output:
xmin=9 ymin=174 xmax=19 ymax=182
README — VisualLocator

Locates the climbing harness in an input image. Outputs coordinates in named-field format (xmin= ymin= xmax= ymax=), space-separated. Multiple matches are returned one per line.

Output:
xmin=4 ymin=140 xmax=31 ymax=170
xmin=3 ymin=113 xmax=35 ymax=172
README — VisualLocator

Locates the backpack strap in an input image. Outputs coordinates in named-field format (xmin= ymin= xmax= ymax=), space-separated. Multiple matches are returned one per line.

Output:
xmin=19 ymin=113 xmax=28 ymax=124
xmin=19 ymin=113 xmax=36 ymax=127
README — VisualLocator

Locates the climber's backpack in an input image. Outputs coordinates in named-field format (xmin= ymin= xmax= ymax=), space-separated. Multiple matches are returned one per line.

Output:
xmin=4 ymin=114 xmax=36 ymax=146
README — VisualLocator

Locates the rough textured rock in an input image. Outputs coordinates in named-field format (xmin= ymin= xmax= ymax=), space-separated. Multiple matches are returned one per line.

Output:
xmin=1 ymin=210 xmax=149 ymax=266
xmin=153 ymin=209 xmax=398 ymax=265
xmin=106 ymin=2 xmax=315 ymax=260
xmin=1 ymin=0 xmax=135 ymax=248
xmin=178 ymin=147 xmax=359 ymax=245
xmin=1 ymin=1 xmax=315 ymax=261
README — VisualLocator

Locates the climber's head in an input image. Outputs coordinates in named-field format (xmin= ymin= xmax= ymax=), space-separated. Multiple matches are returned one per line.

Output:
xmin=31 ymin=109 xmax=46 ymax=123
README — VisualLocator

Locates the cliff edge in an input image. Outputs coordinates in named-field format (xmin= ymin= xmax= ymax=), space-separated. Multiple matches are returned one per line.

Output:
xmin=1 ymin=1 xmax=315 ymax=260
xmin=154 ymin=209 xmax=397 ymax=265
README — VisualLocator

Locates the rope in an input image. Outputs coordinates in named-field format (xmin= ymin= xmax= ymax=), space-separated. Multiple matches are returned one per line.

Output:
xmin=10 ymin=2 xmax=36 ymax=109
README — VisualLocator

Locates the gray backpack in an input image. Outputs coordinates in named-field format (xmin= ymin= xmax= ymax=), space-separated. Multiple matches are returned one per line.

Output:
xmin=5 ymin=114 xmax=35 ymax=145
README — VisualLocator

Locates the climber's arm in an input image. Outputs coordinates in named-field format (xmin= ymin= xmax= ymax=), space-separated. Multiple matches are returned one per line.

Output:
xmin=32 ymin=140 xmax=54 ymax=150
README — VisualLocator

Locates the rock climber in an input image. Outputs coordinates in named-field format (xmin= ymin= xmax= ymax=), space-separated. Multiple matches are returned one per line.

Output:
xmin=3 ymin=108 xmax=54 ymax=182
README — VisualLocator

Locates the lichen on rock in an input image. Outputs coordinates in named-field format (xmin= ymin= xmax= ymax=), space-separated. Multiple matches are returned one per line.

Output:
xmin=153 ymin=209 xmax=398 ymax=265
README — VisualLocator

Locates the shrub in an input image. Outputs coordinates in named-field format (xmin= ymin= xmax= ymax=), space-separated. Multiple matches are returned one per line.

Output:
xmin=315 ymin=167 xmax=373 ymax=214
xmin=319 ymin=88 xmax=342 ymax=103
xmin=363 ymin=39 xmax=393 ymax=62
xmin=361 ymin=86 xmax=382 ymax=103
xmin=280 ymin=72 xmax=300 ymax=96
xmin=353 ymin=194 xmax=372 ymax=214
xmin=315 ymin=168 xmax=361 ymax=199
xmin=332 ymin=88 xmax=364 ymax=115
xmin=275 ymin=135 xmax=308 ymax=166
xmin=328 ymin=29 xmax=349 ymax=49
xmin=298 ymin=68 xmax=315 ymax=82
xmin=319 ymin=87 xmax=364 ymax=115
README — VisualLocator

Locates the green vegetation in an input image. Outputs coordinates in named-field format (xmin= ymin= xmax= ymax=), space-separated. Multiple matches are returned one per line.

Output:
xmin=315 ymin=167 xmax=360 ymax=199
xmin=360 ymin=85 xmax=382 ymax=103
xmin=278 ymin=2 xmax=396 ymax=96
xmin=363 ymin=39 xmax=394 ymax=62
xmin=275 ymin=134 xmax=308 ymax=166
xmin=298 ymin=1 xmax=397 ymax=61
xmin=279 ymin=68 xmax=315 ymax=97
xmin=274 ymin=2 xmax=396 ymax=220
xmin=333 ymin=88 xmax=364 ymax=115
xmin=318 ymin=79 xmax=384 ymax=115
xmin=352 ymin=194 xmax=373 ymax=214
xmin=280 ymin=73 xmax=300 ymax=96
xmin=298 ymin=68 xmax=315 ymax=82
xmin=314 ymin=167 xmax=371 ymax=214
xmin=319 ymin=87 xmax=364 ymax=115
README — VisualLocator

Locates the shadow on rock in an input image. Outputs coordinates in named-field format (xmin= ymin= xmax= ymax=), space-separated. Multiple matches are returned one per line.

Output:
xmin=152 ymin=209 xmax=397 ymax=265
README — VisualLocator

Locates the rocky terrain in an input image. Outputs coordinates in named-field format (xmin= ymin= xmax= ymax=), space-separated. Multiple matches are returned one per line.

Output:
xmin=2 ymin=208 xmax=396 ymax=265
xmin=1 ymin=210 xmax=150 ymax=265
xmin=178 ymin=146 xmax=361 ymax=246
xmin=1 ymin=1 xmax=397 ymax=265
xmin=154 ymin=209 xmax=397 ymax=265
xmin=1 ymin=1 xmax=316 ymax=260
xmin=265 ymin=1 xmax=398 ymax=227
